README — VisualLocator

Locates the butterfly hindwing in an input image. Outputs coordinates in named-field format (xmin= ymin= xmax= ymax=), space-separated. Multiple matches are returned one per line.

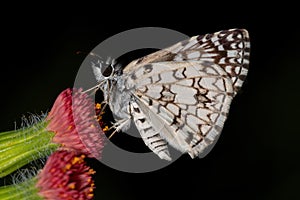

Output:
xmin=128 ymin=61 xmax=234 ymax=158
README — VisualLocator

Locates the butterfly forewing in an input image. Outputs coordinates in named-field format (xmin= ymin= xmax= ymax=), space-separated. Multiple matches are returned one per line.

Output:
xmin=125 ymin=29 xmax=250 ymax=159
xmin=125 ymin=29 xmax=250 ymax=94
xmin=172 ymin=29 xmax=250 ymax=94
xmin=93 ymin=28 xmax=250 ymax=160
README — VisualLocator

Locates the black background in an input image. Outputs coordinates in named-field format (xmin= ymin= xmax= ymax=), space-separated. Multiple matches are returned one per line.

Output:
xmin=0 ymin=3 xmax=299 ymax=200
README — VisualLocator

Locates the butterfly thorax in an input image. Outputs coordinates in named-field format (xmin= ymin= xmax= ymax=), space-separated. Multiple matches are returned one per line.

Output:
xmin=105 ymin=73 xmax=134 ymax=120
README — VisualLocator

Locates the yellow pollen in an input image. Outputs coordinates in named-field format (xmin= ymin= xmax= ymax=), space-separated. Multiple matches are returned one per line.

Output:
xmin=103 ymin=126 xmax=109 ymax=132
xmin=67 ymin=125 xmax=72 ymax=130
xmin=68 ymin=183 xmax=76 ymax=189
xmin=95 ymin=103 xmax=101 ymax=109
xmin=65 ymin=163 xmax=72 ymax=170
xmin=88 ymin=169 xmax=96 ymax=174
xmin=72 ymin=156 xmax=81 ymax=165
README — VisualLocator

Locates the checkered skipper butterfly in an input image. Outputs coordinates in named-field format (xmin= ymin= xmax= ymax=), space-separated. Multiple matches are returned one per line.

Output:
xmin=92 ymin=29 xmax=250 ymax=161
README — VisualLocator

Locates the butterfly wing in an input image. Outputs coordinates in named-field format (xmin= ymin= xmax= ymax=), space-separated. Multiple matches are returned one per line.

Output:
xmin=129 ymin=100 xmax=172 ymax=161
xmin=124 ymin=28 xmax=250 ymax=95
xmin=122 ymin=28 xmax=250 ymax=159
xmin=127 ymin=61 xmax=234 ymax=158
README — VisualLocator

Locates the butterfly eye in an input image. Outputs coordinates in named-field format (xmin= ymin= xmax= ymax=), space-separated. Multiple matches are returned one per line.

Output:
xmin=101 ymin=64 xmax=114 ymax=77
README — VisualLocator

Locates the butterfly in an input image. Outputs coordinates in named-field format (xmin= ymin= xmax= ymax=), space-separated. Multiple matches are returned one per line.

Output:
xmin=92 ymin=29 xmax=250 ymax=161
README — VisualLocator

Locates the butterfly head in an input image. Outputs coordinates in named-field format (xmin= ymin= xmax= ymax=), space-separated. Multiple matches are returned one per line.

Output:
xmin=91 ymin=58 xmax=122 ymax=98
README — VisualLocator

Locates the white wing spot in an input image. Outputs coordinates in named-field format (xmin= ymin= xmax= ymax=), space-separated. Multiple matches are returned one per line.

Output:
xmin=238 ymin=42 xmax=244 ymax=49
xmin=187 ymin=51 xmax=201 ymax=59
xmin=166 ymin=103 xmax=180 ymax=116
xmin=171 ymin=85 xmax=198 ymax=105
xmin=176 ymin=79 xmax=194 ymax=86
xmin=227 ymin=50 xmax=237 ymax=57
xmin=209 ymin=113 xmax=220 ymax=122
xmin=240 ymin=68 xmax=248 ymax=76
xmin=226 ymin=33 xmax=234 ymax=41
xmin=201 ymin=125 xmax=211 ymax=135
xmin=161 ymin=71 xmax=178 ymax=83
xmin=196 ymin=108 xmax=211 ymax=122
xmin=225 ymin=65 xmax=232 ymax=73
xmin=234 ymin=66 xmax=241 ymax=74
xmin=145 ymin=85 xmax=163 ymax=99
xmin=218 ymin=45 xmax=225 ymax=51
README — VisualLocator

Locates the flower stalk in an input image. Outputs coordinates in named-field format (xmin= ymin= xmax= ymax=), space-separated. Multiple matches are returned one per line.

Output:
xmin=0 ymin=121 xmax=59 ymax=178
xmin=0 ymin=177 xmax=41 ymax=200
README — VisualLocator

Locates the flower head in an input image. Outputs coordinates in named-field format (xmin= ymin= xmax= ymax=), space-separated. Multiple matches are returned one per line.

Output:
xmin=0 ymin=88 xmax=106 ymax=178
xmin=47 ymin=88 xmax=106 ymax=159
xmin=36 ymin=150 xmax=96 ymax=200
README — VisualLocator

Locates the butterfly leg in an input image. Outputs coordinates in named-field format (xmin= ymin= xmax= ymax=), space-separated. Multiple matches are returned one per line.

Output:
xmin=108 ymin=118 xmax=131 ymax=139
xmin=111 ymin=118 xmax=132 ymax=132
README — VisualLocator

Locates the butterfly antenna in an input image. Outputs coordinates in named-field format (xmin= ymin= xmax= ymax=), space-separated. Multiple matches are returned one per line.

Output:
xmin=81 ymin=84 xmax=100 ymax=94
xmin=108 ymin=129 xmax=118 ymax=139
xmin=99 ymin=101 xmax=108 ymax=114
xmin=89 ymin=52 xmax=103 ymax=60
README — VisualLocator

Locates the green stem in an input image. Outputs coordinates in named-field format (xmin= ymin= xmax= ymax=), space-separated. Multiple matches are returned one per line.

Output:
xmin=0 ymin=177 xmax=43 ymax=200
xmin=0 ymin=121 xmax=60 ymax=178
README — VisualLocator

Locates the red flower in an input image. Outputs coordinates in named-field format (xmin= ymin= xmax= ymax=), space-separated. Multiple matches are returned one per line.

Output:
xmin=47 ymin=88 xmax=106 ymax=159
xmin=37 ymin=150 xmax=96 ymax=200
